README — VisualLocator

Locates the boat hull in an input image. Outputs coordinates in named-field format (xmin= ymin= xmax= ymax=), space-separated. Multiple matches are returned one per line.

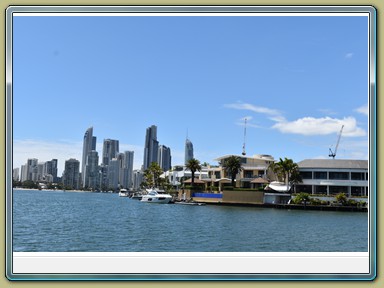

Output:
xmin=140 ymin=196 xmax=172 ymax=204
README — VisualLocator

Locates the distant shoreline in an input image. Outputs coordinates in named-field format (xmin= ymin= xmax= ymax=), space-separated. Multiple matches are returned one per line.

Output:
xmin=13 ymin=188 xmax=95 ymax=193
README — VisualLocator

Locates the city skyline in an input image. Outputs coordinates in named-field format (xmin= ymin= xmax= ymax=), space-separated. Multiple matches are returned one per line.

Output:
xmin=13 ymin=13 xmax=370 ymax=176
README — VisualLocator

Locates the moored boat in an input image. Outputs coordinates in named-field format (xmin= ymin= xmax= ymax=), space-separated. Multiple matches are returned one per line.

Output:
xmin=266 ymin=181 xmax=291 ymax=193
xmin=129 ymin=191 xmax=143 ymax=200
xmin=119 ymin=189 xmax=129 ymax=197
xmin=140 ymin=189 xmax=172 ymax=204
xmin=175 ymin=201 xmax=206 ymax=206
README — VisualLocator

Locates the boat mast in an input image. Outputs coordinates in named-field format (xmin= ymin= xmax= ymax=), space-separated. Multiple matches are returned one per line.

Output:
xmin=242 ymin=118 xmax=247 ymax=156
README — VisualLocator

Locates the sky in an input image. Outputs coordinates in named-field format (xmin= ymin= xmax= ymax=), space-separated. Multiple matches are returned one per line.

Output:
xmin=12 ymin=13 xmax=370 ymax=176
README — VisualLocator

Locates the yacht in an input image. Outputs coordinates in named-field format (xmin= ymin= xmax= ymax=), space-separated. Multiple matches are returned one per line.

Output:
xmin=118 ymin=189 xmax=129 ymax=197
xmin=140 ymin=189 xmax=173 ymax=204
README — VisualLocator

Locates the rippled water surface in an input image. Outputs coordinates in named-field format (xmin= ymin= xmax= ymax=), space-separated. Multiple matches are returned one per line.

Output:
xmin=12 ymin=189 xmax=368 ymax=252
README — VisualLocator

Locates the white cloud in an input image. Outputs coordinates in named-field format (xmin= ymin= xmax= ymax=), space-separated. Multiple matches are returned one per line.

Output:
xmin=345 ymin=52 xmax=354 ymax=59
xmin=225 ymin=102 xmax=366 ymax=138
xmin=235 ymin=116 xmax=263 ymax=128
xmin=355 ymin=104 xmax=368 ymax=116
xmin=272 ymin=116 xmax=366 ymax=137
xmin=224 ymin=103 xmax=284 ymax=122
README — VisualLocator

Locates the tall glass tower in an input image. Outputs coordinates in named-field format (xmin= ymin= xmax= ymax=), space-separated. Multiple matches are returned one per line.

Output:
xmin=63 ymin=158 xmax=80 ymax=190
xmin=158 ymin=145 xmax=171 ymax=172
xmin=102 ymin=139 xmax=119 ymax=166
xmin=185 ymin=138 xmax=194 ymax=165
xmin=82 ymin=127 xmax=95 ymax=187
xmin=143 ymin=125 xmax=159 ymax=170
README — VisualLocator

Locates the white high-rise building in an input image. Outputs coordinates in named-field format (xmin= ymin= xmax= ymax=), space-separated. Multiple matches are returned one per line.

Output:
xmin=120 ymin=151 xmax=134 ymax=189
xmin=133 ymin=169 xmax=144 ymax=190
xmin=26 ymin=158 xmax=38 ymax=181
xmin=20 ymin=164 xmax=28 ymax=182
xmin=13 ymin=168 xmax=19 ymax=181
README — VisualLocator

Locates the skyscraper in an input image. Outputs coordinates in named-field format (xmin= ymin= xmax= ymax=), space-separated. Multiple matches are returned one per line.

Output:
xmin=107 ymin=158 xmax=119 ymax=191
xmin=133 ymin=169 xmax=144 ymax=190
xmin=143 ymin=125 xmax=159 ymax=170
xmin=62 ymin=158 xmax=80 ymax=190
xmin=44 ymin=159 xmax=58 ymax=182
xmin=84 ymin=151 xmax=99 ymax=190
xmin=102 ymin=139 xmax=119 ymax=166
xmin=185 ymin=138 xmax=194 ymax=165
xmin=82 ymin=127 xmax=95 ymax=187
xmin=26 ymin=158 xmax=38 ymax=181
xmin=119 ymin=151 xmax=134 ymax=189
xmin=158 ymin=145 xmax=171 ymax=171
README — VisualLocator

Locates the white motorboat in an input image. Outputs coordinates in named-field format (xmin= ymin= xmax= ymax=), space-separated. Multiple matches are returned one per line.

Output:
xmin=175 ymin=201 xmax=206 ymax=206
xmin=266 ymin=181 xmax=291 ymax=193
xmin=119 ymin=189 xmax=129 ymax=197
xmin=140 ymin=189 xmax=173 ymax=204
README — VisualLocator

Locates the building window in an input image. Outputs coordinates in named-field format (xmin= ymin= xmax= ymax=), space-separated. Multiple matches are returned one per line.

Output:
xmin=300 ymin=171 xmax=312 ymax=179
xmin=297 ymin=185 xmax=312 ymax=193
xmin=314 ymin=185 xmax=327 ymax=195
xmin=351 ymin=172 xmax=365 ymax=180
xmin=329 ymin=172 xmax=349 ymax=180
xmin=244 ymin=171 xmax=254 ymax=178
xmin=329 ymin=186 xmax=348 ymax=195
xmin=351 ymin=186 xmax=366 ymax=196
xmin=314 ymin=171 xmax=327 ymax=179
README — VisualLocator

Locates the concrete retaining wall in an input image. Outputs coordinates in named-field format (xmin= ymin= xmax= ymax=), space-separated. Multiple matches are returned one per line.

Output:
xmin=222 ymin=190 xmax=264 ymax=204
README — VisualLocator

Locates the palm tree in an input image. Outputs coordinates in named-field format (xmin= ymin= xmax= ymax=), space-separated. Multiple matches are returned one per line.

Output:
xmin=274 ymin=158 xmax=300 ymax=192
xmin=220 ymin=156 xmax=243 ymax=187
xmin=185 ymin=158 xmax=202 ymax=187
xmin=143 ymin=162 xmax=163 ymax=188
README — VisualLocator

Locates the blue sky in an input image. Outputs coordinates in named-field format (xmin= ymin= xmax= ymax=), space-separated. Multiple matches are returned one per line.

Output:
xmin=12 ymin=13 xmax=370 ymax=175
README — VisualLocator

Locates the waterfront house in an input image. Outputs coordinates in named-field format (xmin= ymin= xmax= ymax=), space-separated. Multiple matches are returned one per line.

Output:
xmin=207 ymin=154 xmax=275 ymax=190
xmin=295 ymin=159 xmax=368 ymax=197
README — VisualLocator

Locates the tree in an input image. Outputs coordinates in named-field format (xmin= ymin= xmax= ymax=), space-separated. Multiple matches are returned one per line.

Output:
xmin=21 ymin=180 xmax=38 ymax=189
xmin=220 ymin=156 xmax=243 ymax=187
xmin=142 ymin=162 xmax=163 ymax=188
xmin=292 ymin=192 xmax=311 ymax=206
xmin=335 ymin=193 xmax=348 ymax=205
xmin=185 ymin=158 xmax=202 ymax=187
xmin=270 ymin=158 xmax=301 ymax=192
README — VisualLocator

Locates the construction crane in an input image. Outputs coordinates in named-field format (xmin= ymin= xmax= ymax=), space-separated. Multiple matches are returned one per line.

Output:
xmin=329 ymin=125 xmax=344 ymax=159
xmin=242 ymin=118 xmax=247 ymax=156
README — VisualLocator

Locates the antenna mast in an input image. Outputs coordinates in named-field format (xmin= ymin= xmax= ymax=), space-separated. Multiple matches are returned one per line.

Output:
xmin=329 ymin=125 xmax=344 ymax=159
xmin=242 ymin=118 xmax=247 ymax=156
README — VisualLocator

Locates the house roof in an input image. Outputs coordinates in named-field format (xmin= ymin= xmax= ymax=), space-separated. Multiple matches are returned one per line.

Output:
xmin=298 ymin=159 xmax=368 ymax=170
xmin=183 ymin=178 xmax=205 ymax=184
xmin=250 ymin=178 xmax=269 ymax=184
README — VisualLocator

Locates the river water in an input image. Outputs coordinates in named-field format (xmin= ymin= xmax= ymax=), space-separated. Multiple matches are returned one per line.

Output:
xmin=12 ymin=189 xmax=368 ymax=252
